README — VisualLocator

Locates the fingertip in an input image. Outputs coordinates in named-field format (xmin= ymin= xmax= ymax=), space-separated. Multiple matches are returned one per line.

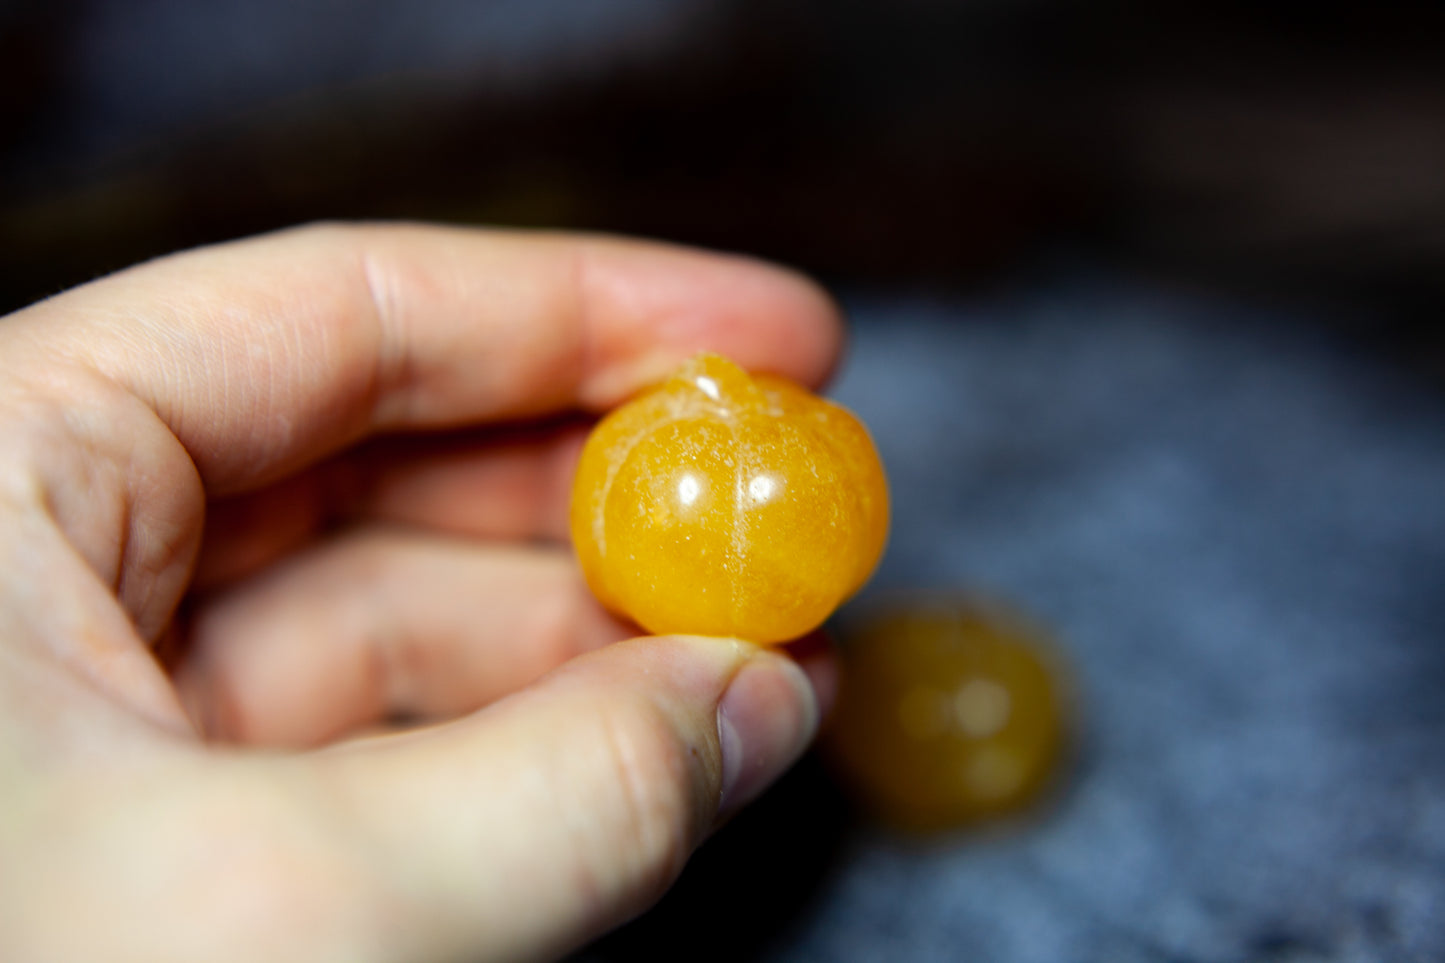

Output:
xmin=572 ymin=238 xmax=846 ymax=408
xmin=714 ymin=647 xmax=821 ymax=818
xmin=704 ymin=253 xmax=846 ymax=387
xmin=753 ymin=261 xmax=848 ymax=389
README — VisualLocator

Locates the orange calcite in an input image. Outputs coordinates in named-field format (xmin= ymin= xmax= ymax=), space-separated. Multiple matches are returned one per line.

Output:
xmin=569 ymin=353 xmax=889 ymax=643
xmin=829 ymin=598 xmax=1068 ymax=832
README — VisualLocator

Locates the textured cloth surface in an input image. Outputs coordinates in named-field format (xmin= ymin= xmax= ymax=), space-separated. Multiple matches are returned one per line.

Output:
xmin=581 ymin=280 xmax=1445 ymax=962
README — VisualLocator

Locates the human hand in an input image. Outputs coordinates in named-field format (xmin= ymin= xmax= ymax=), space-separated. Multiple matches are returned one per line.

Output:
xmin=0 ymin=224 xmax=841 ymax=962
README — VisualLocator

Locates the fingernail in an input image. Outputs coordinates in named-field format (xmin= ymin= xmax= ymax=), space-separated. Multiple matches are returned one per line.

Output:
xmin=715 ymin=652 xmax=820 ymax=818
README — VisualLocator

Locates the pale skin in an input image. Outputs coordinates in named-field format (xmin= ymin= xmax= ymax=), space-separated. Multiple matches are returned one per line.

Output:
xmin=0 ymin=223 xmax=842 ymax=963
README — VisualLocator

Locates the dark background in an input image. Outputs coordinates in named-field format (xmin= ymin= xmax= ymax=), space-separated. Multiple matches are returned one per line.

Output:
xmin=3 ymin=1 xmax=1445 ymax=348
xmin=3 ymin=3 xmax=1443 ymax=961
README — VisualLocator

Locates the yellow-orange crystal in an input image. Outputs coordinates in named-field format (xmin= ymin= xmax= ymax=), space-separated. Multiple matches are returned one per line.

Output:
xmin=829 ymin=599 xmax=1068 ymax=832
xmin=569 ymin=353 xmax=889 ymax=643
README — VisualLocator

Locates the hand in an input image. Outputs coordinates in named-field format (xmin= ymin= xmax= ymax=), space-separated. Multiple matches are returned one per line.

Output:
xmin=0 ymin=224 xmax=842 ymax=962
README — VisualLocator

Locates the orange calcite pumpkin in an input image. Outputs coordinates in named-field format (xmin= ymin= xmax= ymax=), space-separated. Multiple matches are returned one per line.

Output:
xmin=569 ymin=353 xmax=888 ymax=643
xmin=829 ymin=598 xmax=1068 ymax=832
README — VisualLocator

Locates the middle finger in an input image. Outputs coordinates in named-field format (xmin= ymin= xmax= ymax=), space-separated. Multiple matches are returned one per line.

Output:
xmin=193 ymin=419 xmax=589 ymax=589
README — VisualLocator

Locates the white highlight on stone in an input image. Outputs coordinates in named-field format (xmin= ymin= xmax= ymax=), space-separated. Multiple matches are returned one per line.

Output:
xmin=678 ymin=474 xmax=701 ymax=506
xmin=953 ymin=677 xmax=1012 ymax=738
xmin=694 ymin=375 xmax=721 ymax=400
xmin=748 ymin=474 xmax=776 ymax=502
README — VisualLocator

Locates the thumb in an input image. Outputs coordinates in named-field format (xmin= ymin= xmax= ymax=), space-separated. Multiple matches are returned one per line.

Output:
xmin=313 ymin=634 xmax=821 ymax=963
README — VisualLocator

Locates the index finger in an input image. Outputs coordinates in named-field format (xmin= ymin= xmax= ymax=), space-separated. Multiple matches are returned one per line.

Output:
xmin=10 ymin=222 xmax=842 ymax=495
